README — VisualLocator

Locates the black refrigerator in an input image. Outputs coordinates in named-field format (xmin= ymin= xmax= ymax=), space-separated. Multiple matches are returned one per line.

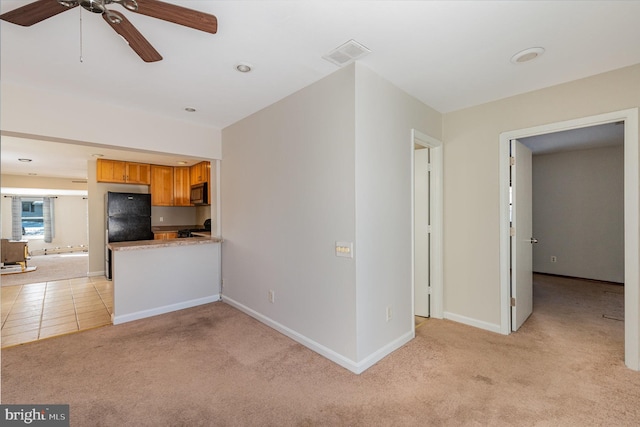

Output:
xmin=105 ymin=192 xmax=154 ymax=279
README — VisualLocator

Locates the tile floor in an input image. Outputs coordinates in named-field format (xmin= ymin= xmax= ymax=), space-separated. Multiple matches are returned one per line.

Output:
xmin=415 ymin=315 xmax=428 ymax=328
xmin=1 ymin=276 xmax=113 ymax=348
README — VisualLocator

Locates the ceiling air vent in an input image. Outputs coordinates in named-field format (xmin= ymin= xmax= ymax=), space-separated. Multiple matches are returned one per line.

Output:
xmin=322 ymin=39 xmax=371 ymax=67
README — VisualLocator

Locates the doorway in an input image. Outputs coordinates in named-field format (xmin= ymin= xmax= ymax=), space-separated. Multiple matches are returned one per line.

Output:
xmin=499 ymin=108 xmax=639 ymax=371
xmin=411 ymin=129 xmax=444 ymax=323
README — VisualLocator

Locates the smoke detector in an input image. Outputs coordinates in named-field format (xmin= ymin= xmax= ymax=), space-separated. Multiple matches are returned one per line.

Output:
xmin=511 ymin=47 xmax=545 ymax=64
xmin=322 ymin=39 xmax=371 ymax=67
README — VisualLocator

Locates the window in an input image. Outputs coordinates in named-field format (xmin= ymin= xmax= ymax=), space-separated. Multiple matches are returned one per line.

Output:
xmin=21 ymin=198 xmax=44 ymax=237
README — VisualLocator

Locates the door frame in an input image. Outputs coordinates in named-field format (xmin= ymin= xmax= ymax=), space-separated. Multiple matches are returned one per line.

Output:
xmin=498 ymin=108 xmax=639 ymax=371
xmin=411 ymin=129 xmax=444 ymax=320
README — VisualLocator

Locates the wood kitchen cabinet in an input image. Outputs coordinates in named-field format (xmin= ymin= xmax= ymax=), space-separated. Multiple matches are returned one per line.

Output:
xmin=190 ymin=161 xmax=210 ymax=185
xmin=190 ymin=161 xmax=211 ymax=204
xmin=150 ymin=165 xmax=174 ymax=206
xmin=97 ymin=159 xmax=126 ymax=183
xmin=125 ymin=162 xmax=151 ymax=184
xmin=154 ymin=232 xmax=178 ymax=240
xmin=173 ymin=166 xmax=192 ymax=206
xmin=96 ymin=159 xmax=150 ymax=185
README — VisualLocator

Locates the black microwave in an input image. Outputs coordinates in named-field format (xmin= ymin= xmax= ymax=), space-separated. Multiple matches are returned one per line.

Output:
xmin=190 ymin=182 xmax=208 ymax=205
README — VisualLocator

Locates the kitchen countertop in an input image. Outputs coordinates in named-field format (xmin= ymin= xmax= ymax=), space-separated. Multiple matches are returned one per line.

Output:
xmin=152 ymin=225 xmax=204 ymax=233
xmin=109 ymin=235 xmax=222 ymax=251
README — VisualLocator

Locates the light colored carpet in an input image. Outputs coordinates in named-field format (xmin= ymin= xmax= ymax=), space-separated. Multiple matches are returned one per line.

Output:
xmin=2 ymin=274 xmax=638 ymax=425
xmin=0 ymin=253 xmax=89 ymax=287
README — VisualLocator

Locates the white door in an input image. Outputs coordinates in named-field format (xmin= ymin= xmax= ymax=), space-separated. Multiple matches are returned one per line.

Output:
xmin=414 ymin=147 xmax=430 ymax=317
xmin=511 ymin=139 xmax=534 ymax=331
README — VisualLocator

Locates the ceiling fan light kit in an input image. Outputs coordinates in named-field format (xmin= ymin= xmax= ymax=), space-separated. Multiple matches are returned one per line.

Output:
xmin=0 ymin=0 xmax=218 ymax=62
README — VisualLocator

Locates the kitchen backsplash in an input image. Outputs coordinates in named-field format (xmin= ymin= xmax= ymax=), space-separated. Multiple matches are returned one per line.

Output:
xmin=151 ymin=206 xmax=197 ymax=226
xmin=150 ymin=205 xmax=215 ymax=228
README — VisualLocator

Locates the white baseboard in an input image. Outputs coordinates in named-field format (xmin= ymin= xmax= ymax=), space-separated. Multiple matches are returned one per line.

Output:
xmin=88 ymin=271 xmax=105 ymax=278
xmin=222 ymin=296 xmax=413 ymax=374
xmin=113 ymin=294 xmax=221 ymax=325
xmin=443 ymin=311 xmax=503 ymax=334
xmin=356 ymin=330 xmax=414 ymax=373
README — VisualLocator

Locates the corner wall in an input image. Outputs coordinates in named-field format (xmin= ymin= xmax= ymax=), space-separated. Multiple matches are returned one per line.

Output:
xmin=221 ymin=64 xmax=442 ymax=372
xmin=354 ymin=64 xmax=442 ymax=363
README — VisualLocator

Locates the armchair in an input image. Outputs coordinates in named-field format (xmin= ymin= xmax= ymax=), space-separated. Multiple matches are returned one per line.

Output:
xmin=1 ymin=239 xmax=29 ymax=271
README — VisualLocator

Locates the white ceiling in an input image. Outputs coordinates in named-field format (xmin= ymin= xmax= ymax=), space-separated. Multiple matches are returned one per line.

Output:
xmin=2 ymin=0 xmax=640 ymax=179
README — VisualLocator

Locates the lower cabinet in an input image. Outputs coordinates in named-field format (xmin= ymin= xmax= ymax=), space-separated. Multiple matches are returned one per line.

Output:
xmin=154 ymin=232 xmax=178 ymax=240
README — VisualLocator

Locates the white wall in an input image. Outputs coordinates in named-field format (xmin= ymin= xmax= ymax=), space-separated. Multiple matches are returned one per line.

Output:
xmin=221 ymin=65 xmax=359 ymax=362
xmin=354 ymin=64 xmax=442 ymax=360
xmin=1 ymin=192 xmax=88 ymax=253
xmin=442 ymin=63 xmax=640 ymax=329
xmin=1 ymin=82 xmax=222 ymax=159
xmin=221 ymin=64 xmax=442 ymax=372
xmin=1 ymin=174 xmax=89 ymax=252
xmin=532 ymin=145 xmax=624 ymax=283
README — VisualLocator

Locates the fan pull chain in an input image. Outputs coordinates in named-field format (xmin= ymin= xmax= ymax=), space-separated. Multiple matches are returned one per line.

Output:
xmin=79 ymin=7 xmax=83 ymax=63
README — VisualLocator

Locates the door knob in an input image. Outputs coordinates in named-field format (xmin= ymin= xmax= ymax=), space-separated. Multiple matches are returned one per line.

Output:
xmin=530 ymin=238 xmax=538 ymax=244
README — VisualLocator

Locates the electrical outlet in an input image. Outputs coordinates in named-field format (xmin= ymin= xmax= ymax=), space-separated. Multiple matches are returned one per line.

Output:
xmin=159 ymin=216 xmax=164 ymax=222
xmin=551 ymin=256 xmax=557 ymax=263
xmin=268 ymin=290 xmax=275 ymax=303
xmin=386 ymin=306 xmax=392 ymax=322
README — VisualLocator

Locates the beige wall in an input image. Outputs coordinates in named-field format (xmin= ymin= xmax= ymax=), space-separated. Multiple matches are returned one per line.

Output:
xmin=442 ymin=64 xmax=640 ymax=328
xmin=221 ymin=64 xmax=442 ymax=372
xmin=354 ymin=64 xmax=442 ymax=358
xmin=532 ymin=145 xmax=624 ymax=283
xmin=222 ymin=65 xmax=359 ymax=362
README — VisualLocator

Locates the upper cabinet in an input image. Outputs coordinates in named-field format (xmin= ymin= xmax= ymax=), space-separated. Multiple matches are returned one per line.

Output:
xmin=97 ymin=159 xmax=150 ymax=185
xmin=190 ymin=161 xmax=210 ymax=185
xmin=150 ymin=165 xmax=174 ymax=206
xmin=125 ymin=162 xmax=152 ymax=185
xmin=191 ymin=161 xmax=211 ymax=204
xmin=173 ymin=166 xmax=191 ymax=207
xmin=97 ymin=158 xmax=212 ymax=207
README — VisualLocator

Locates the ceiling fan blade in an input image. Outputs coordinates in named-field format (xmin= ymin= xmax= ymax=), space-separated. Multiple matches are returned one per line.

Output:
xmin=0 ymin=0 xmax=77 ymax=26
xmin=131 ymin=0 xmax=217 ymax=34
xmin=103 ymin=10 xmax=162 ymax=62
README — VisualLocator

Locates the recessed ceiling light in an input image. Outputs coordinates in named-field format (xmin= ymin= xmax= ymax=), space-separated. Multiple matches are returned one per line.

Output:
xmin=236 ymin=63 xmax=252 ymax=73
xmin=510 ymin=47 xmax=545 ymax=64
xmin=18 ymin=158 xmax=32 ymax=162
xmin=185 ymin=107 xmax=197 ymax=113
xmin=92 ymin=153 xmax=104 ymax=158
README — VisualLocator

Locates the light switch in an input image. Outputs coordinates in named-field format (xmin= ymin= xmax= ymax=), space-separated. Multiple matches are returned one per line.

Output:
xmin=335 ymin=241 xmax=353 ymax=258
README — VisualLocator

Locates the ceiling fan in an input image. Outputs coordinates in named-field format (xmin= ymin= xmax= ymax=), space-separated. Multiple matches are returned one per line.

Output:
xmin=0 ymin=0 xmax=217 ymax=62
